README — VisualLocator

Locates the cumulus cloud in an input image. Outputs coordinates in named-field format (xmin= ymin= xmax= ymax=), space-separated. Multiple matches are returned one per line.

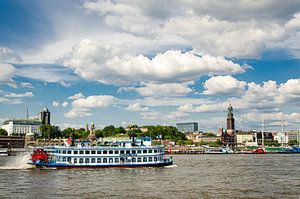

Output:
xmin=65 ymin=94 xmax=116 ymax=118
xmin=203 ymin=76 xmax=247 ymax=95
xmin=0 ymin=47 xmax=22 ymax=62
xmin=126 ymin=103 xmax=149 ymax=112
xmin=62 ymin=101 xmax=69 ymax=107
xmin=140 ymin=110 xmax=188 ymax=120
xmin=52 ymin=101 xmax=60 ymax=107
xmin=82 ymin=0 xmax=300 ymax=59
xmin=68 ymin=93 xmax=85 ymax=100
xmin=63 ymin=39 xmax=245 ymax=86
xmin=0 ymin=63 xmax=16 ymax=83
xmin=4 ymin=92 xmax=34 ymax=98
xmin=136 ymin=83 xmax=193 ymax=97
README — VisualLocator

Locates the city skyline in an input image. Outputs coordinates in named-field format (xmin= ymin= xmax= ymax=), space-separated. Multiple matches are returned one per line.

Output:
xmin=0 ymin=0 xmax=300 ymax=131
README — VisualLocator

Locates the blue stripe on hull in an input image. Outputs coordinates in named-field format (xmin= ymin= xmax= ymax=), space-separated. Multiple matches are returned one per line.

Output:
xmin=32 ymin=162 xmax=173 ymax=169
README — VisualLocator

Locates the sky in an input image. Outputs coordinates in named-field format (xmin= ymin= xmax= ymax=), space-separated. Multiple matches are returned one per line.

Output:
xmin=0 ymin=0 xmax=300 ymax=132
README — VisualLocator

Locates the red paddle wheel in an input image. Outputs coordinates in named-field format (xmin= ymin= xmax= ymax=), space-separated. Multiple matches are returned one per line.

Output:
xmin=31 ymin=148 xmax=49 ymax=163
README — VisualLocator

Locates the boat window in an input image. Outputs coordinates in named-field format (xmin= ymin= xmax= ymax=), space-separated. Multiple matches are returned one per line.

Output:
xmin=149 ymin=157 xmax=153 ymax=162
xmin=120 ymin=150 xmax=124 ymax=154
xmin=79 ymin=150 xmax=84 ymax=154
xmin=109 ymin=158 xmax=113 ymax=163
xmin=85 ymin=158 xmax=90 ymax=163
xmin=91 ymin=150 xmax=96 ymax=154
xmin=85 ymin=150 xmax=90 ymax=154
xmin=63 ymin=150 xmax=66 ymax=154
xmin=103 ymin=150 xmax=107 ymax=154
xmin=103 ymin=158 xmax=107 ymax=163
xmin=154 ymin=149 xmax=158 ymax=153
xmin=97 ymin=150 xmax=101 ymax=154
xmin=143 ymin=157 xmax=147 ymax=162
xmin=74 ymin=151 xmax=78 ymax=154
xmin=67 ymin=150 xmax=71 ymax=154
xmin=115 ymin=158 xmax=119 ymax=163
xmin=120 ymin=158 xmax=124 ymax=163
xmin=67 ymin=157 xmax=71 ymax=162
xmin=132 ymin=158 xmax=136 ymax=162
xmin=74 ymin=158 xmax=77 ymax=164
xmin=132 ymin=150 xmax=136 ymax=154
xmin=159 ymin=156 xmax=162 ymax=161
xmin=137 ymin=150 xmax=141 ymax=154
xmin=109 ymin=150 xmax=113 ymax=154
xmin=114 ymin=150 xmax=119 ymax=154
xmin=91 ymin=158 xmax=95 ymax=163
xmin=148 ymin=150 xmax=152 ymax=153
xmin=62 ymin=157 xmax=66 ymax=162
xmin=97 ymin=158 xmax=101 ymax=163
xmin=126 ymin=158 xmax=131 ymax=163
xmin=58 ymin=150 xmax=61 ymax=154
xmin=154 ymin=157 xmax=158 ymax=161
xmin=79 ymin=158 xmax=84 ymax=163
xmin=126 ymin=150 xmax=130 ymax=154
xmin=137 ymin=158 xmax=142 ymax=162
xmin=143 ymin=150 xmax=147 ymax=154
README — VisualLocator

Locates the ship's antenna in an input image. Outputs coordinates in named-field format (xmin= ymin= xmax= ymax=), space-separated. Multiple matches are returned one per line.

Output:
xmin=262 ymin=112 xmax=264 ymax=148
xmin=26 ymin=106 xmax=29 ymax=119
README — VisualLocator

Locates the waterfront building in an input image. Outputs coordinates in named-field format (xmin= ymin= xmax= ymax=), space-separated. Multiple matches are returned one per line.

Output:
xmin=2 ymin=118 xmax=41 ymax=136
xmin=273 ymin=132 xmax=288 ymax=146
xmin=176 ymin=122 xmax=198 ymax=133
xmin=1 ymin=107 xmax=51 ymax=136
xmin=288 ymin=130 xmax=300 ymax=143
xmin=236 ymin=131 xmax=253 ymax=146
xmin=221 ymin=103 xmax=236 ymax=147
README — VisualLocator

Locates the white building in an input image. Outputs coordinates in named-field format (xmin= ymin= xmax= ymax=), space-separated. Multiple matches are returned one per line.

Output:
xmin=236 ymin=133 xmax=254 ymax=146
xmin=2 ymin=118 xmax=42 ymax=136
xmin=274 ymin=132 xmax=289 ymax=145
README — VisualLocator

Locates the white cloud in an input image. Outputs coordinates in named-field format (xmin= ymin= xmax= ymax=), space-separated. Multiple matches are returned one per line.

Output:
xmin=178 ymin=102 xmax=228 ymax=113
xmin=64 ymin=107 xmax=92 ymax=118
xmin=68 ymin=93 xmax=85 ymax=100
xmin=0 ymin=63 xmax=16 ymax=83
xmin=0 ymin=47 xmax=22 ymax=62
xmin=137 ymin=83 xmax=192 ymax=97
xmin=203 ymin=76 xmax=247 ymax=95
xmin=126 ymin=103 xmax=149 ymax=112
xmin=140 ymin=110 xmax=188 ymax=120
xmin=72 ymin=95 xmax=115 ymax=108
xmin=52 ymin=101 xmax=60 ymax=107
xmin=63 ymin=39 xmax=245 ymax=86
xmin=15 ymin=64 xmax=77 ymax=83
xmin=4 ymin=92 xmax=34 ymax=98
xmin=60 ymin=81 xmax=71 ymax=88
xmin=62 ymin=101 xmax=69 ymax=107
xmin=65 ymin=95 xmax=116 ymax=118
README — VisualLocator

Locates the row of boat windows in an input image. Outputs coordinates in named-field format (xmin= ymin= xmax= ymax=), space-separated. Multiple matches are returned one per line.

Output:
xmin=59 ymin=149 xmax=161 ymax=155
xmin=61 ymin=156 xmax=163 ymax=163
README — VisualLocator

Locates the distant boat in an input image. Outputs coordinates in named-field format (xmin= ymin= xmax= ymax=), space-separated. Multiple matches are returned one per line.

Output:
xmin=0 ymin=149 xmax=9 ymax=156
xmin=253 ymin=148 xmax=267 ymax=154
xmin=204 ymin=147 xmax=234 ymax=154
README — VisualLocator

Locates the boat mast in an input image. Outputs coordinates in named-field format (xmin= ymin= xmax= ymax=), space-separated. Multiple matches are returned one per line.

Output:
xmin=261 ymin=113 xmax=264 ymax=148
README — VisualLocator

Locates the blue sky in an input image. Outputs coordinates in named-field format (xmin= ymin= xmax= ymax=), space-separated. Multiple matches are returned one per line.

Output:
xmin=0 ymin=0 xmax=300 ymax=132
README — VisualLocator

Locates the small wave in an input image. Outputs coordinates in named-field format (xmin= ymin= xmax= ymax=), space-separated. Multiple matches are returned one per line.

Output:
xmin=0 ymin=153 xmax=34 ymax=170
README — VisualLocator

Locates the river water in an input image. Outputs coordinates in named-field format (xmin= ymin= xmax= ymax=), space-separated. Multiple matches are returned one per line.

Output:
xmin=0 ymin=154 xmax=299 ymax=199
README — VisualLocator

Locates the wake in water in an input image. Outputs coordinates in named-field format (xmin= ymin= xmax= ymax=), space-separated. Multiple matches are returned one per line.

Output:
xmin=164 ymin=164 xmax=178 ymax=168
xmin=0 ymin=152 xmax=34 ymax=170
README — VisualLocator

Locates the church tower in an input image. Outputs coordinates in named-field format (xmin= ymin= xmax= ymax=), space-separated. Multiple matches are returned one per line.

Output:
xmin=40 ymin=107 xmax=51 ymax=125
xmin=226 ymin=103 xmax=235 ymax=135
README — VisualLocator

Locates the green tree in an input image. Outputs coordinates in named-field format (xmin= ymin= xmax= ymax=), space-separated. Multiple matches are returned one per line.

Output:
xmin=288 ymin=139 xmax=299 ymax=146
xmin=0 ymin=128 xmax=8 ymax=136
